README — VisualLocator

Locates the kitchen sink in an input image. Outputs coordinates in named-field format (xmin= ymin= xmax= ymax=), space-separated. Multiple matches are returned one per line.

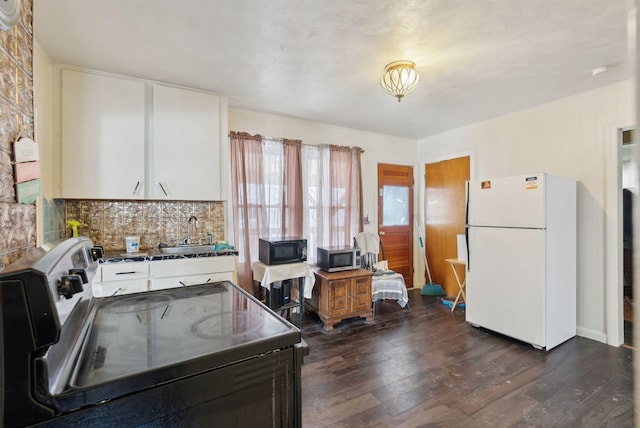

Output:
xmin=159 ymin=244 xmax=218 ymax=254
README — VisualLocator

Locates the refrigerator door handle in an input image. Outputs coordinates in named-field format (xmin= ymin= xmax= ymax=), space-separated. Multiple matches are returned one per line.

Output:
xmin=465 ymin=181 xmax=470 ymax=226
xmin=465 ymin=181 xmax=470 ymax=271
xmin=465 ymin=226 xmax=470 ymax=271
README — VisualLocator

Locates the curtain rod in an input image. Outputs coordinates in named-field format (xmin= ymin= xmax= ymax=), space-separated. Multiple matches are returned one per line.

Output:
xmin=229 ymin=131 xmax=364 ymax=153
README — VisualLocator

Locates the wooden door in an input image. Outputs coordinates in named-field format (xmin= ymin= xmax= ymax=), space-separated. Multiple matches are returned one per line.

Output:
xmin=378 ymin=163 xmax=413 ymax=287
xmin=424 ymin=156 xmax=470 ymax=297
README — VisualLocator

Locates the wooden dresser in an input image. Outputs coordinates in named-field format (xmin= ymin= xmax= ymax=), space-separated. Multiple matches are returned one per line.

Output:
xmin=308 ymin=268 xmax=373 ymax=331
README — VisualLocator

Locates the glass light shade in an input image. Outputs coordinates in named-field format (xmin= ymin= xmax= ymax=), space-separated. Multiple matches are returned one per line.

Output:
xmin=380 ymin=60 xmax=420 ymax=102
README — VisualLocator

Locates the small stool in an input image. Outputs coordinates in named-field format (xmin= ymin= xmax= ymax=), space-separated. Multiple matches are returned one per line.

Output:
xmin=444 ymin=258 xmax=466 ymax=311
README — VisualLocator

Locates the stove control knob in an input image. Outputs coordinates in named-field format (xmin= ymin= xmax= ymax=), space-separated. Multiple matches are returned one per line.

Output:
xmin=69 ymin=268 xmax=88 ymax=284
xmin=90 ymin=246 xmax=105 ymax=261
xmin=58 ymin=275 xmax=84 ymax=299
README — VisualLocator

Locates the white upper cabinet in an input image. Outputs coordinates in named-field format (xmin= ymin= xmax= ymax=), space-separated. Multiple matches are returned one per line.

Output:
xmin=61 ymin=69 xmax=146 ymax=199
xmin=151 ymin=84 xmax=221 ymax=200
xmin=60 ymin=69 xmax=227 ymax=200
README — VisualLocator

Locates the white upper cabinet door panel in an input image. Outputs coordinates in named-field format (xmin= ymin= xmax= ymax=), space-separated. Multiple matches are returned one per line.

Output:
xmin=151 ymin=84 xmax=221 ymax=200
xmin=61 ymin=69 xmax=146 ymax=199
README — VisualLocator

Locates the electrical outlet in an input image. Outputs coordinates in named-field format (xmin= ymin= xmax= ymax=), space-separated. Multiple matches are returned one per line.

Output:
xmin=90 ymin=216 xmax=100 ymax=230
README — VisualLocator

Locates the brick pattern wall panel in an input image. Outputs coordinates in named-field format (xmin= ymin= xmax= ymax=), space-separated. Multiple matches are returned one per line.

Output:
xmin=20 ymin=0 xmax=33 ymax=34
xmin=0 ymin=1 xmax=34 ymax=267
xmin=0 ymin=49 xmax=16 ymax=103
xmin=0 ymin=151 xmax=15 ymax=201
xmin=0 ymin=100 xmax=17 ymax=147
xmin=65 ymin=200 xmax=226 ymax=251
xmin=0 ymin=201 xmax=35 ymax=267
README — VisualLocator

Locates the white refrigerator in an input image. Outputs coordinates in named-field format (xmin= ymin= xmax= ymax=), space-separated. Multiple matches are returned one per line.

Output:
xmin=465 ymin=173 xmax=577 ymax=350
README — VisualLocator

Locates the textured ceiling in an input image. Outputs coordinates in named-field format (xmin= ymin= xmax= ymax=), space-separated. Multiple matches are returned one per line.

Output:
xmin=33 ymin=0 xmax=630 ymax=139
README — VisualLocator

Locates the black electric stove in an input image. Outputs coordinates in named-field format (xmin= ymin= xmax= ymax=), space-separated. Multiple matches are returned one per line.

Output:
xmin=0 ymin=237 xmax=304 ymax=427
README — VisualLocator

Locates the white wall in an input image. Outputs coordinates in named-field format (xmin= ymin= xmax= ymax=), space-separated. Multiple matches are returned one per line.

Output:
xmin=228 ymin=109 xmax=422 ymax=285
xmin=417 ymin=79 xmax=634 ymax=345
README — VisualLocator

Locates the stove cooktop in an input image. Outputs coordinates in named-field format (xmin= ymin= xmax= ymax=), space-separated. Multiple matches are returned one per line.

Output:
xmin=71 ymin=281 xmax=296 ymax=389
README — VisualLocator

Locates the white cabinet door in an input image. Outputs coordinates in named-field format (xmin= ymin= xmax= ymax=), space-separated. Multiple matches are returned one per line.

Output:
xmin=92 ymin=279 xmax=149 ymax=297
xmin=92 ymin=257 xmax=237 ymax=296
xmin=151 ymin=84 xmax=221 ymax=200
xmin=92 ymin=262 xmax=150 ymax=296
xmin=149 ymin=257 xmax=237 ymax=290
xmin=61 ymin=69 xmax=146 ymax=199
xmin=149 ymin=257 xmax=236 ymax=278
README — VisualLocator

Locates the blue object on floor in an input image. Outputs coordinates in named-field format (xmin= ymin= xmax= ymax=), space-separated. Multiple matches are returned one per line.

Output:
xmin=440 ymin=298 xmax=465 ymax=309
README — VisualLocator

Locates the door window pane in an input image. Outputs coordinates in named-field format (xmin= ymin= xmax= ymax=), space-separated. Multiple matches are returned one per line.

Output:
xmin=382 ymin=185 xmax=409 ymax=226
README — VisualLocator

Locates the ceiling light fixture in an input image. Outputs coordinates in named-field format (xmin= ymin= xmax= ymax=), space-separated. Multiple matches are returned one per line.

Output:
xmin=380 ymin=60 xmax=420 ymax=102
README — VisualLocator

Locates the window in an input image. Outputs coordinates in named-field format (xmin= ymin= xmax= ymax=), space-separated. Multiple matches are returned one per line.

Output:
xmin=230 ymin=132 xmax=362 ymax=290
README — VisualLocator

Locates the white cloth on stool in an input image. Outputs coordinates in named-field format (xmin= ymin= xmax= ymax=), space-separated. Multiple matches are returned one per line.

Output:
xmin=372 ymin=272 xmax=409 ymax=308
xmin=252 ymin=261 xmax=315 ymax=299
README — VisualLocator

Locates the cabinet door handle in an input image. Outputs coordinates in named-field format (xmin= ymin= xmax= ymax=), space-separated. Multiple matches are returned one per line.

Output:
xmin=179 ymin=278 xmax=210 ymax=287
xmin=132 ymin=181 xmax=141 ymax=195
xmin=159 ymin=182 xmax=168 ymax=196
xmin=115 ymin=271 xmax=138 ymax=275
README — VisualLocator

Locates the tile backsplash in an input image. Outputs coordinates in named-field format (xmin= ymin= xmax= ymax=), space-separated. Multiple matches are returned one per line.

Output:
xmin=65 ymin=200 xmax=226 ymax=251
xmin=0 ymin=0 xmax=36 ymax=267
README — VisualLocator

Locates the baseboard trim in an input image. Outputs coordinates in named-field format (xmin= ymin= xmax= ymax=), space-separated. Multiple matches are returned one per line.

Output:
xmin=576 ymin=326 xmax=608 ymax=344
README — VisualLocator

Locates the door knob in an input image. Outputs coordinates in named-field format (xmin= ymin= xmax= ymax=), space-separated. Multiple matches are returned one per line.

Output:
xmin=379 ymin=231 xmax=385 ymax=236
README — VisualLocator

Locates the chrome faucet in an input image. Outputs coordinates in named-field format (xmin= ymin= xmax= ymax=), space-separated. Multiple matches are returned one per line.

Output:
xmin=184 ymin=215 xmax=198 ymax=245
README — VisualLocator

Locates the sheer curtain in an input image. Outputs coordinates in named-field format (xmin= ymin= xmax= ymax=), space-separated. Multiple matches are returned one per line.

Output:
xmin=230 ymin=132 xmax=302 ymax=291
xmin=230 ymin=132 xmax=362 ymax=291
xmin=302 ymin=145 xmax=363 ymax=263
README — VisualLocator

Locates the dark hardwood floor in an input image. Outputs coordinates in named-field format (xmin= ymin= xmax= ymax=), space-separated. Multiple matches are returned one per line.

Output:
xmin=300 ymin=289 xmax=634 ymax=427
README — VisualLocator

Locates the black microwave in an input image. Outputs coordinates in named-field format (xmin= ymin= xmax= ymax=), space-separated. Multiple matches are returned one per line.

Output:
xmin=316 ymin=246 xmax=361 ymax=272
xmin=259 ymin=237 xmax=307 ymax=265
